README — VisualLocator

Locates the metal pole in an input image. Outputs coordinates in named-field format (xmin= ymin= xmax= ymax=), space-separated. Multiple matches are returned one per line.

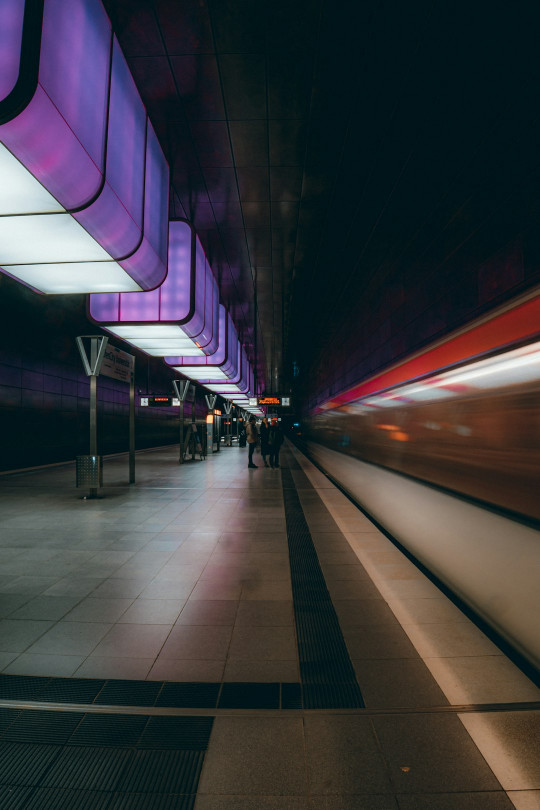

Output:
xmin=129 ymin=356 xmax=135 ymax=484
xmin=179 ymin=399 xmax=185 ymax=464
xmin=89 ymin=340 xmax=98 ymax=498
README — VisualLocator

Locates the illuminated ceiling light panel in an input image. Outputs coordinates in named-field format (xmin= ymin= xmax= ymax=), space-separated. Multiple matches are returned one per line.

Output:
xmin=194 ymin=348 xmax=251 ymax=393
xmin=166 ymin=306 xmax=242 ymax=382
xmin=89 ymin=220 xmax=219 ymax=358
xmin=192 ymin=344 xmax=249 ymax=394
xmin=0 ymin=0 xmax=168 ymax=293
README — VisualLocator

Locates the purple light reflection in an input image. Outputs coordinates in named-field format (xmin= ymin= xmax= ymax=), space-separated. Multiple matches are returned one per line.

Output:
xmin=0 ymin=0 xmax=25 ymax=102
xmin=0 ymin=0 xmax=169 ymax=294
xmin=0 ymin=0 xmax=110 ymax=209
xmin=116 ymin=121 xmax=169 ymax=290
xmin=73 ymin=38 xmax=146 ymax=258
xmin=164 ymin=305 xmax=228 ymax=367
xmin=89 ymin=220 xmax=215 ymax=351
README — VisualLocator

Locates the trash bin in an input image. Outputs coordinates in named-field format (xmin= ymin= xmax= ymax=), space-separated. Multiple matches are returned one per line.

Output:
xmin=76 ymin=455 xmax=103 ymax=488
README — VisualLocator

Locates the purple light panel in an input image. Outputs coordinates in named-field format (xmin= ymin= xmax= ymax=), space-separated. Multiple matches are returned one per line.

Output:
xmin=89 ymin=219 xmax=219 ymax=355
xmin=73 ymin=38 xmax=146 ymax=258
xmin=0 ymin=0 xmax=169 ymax=293
xmin=116 ymin=121 xmax=169 ymax=290
xmin=0 ymin=0 xmax=25 ymax=102
xmin=165 ymin=311 xmax=242 ymax=379
xmin=1 ymin=0 xmax=110 ymax=208
xmin=165 ymin=306 xmax=228 ymax=367
xmin=198 ymin=345 xmax=247 ymax=389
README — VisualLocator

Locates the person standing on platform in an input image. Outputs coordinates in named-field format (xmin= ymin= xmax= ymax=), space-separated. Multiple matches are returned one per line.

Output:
xmin=246 ymin=416 xmax=259 ymax=468
xmin=259 ymin=416 xmax=270 ymax=467
xmin=268 ymin=418 xmax=284 ymax=468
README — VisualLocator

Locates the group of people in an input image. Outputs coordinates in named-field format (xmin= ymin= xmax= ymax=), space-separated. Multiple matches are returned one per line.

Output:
xmin=245 ymin=416 xmax=283 ymax=469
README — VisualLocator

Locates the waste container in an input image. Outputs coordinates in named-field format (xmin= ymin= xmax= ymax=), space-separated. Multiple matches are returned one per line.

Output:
xmin=76 ymin=455 xmax=103 ymax=488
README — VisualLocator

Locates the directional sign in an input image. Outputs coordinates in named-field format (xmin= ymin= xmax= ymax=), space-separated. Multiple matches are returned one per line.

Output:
xmin=254 ymin=395 xmax=291 ymax=407
xmin=140 ymin=396 xmax=178 ymax=407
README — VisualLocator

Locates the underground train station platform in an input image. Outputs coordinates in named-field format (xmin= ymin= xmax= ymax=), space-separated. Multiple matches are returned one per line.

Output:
xmin=0 ymin=441 xmax=539 ymax=809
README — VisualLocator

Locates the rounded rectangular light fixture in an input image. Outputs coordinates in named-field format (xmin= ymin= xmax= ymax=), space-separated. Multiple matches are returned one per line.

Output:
xmin=89 ymin=220 xmax=219 ymax=358
xmin=0 ymin=0 xmax=168 ymax=293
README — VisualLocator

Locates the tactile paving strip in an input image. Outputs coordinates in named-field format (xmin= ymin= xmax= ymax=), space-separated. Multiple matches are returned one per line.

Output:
xmin=281 ymin=462 xmax=364 ymax=709
xmin=0 ymin=675 xmax=306 ymax=709
xmin=0 ymin=711 xmax=213 ymax=808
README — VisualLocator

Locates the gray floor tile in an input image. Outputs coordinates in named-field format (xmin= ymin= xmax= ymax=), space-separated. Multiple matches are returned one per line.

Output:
xmin=353 ymin=658 xmax=449 ymax=708
xmin=223 ymin=659 xmax=299 ymax=682
xmin=195 ymin=798 xmax=311 ymax=809
xmin=310 ymin=798 xmax=398 ymax=809
xmin=176 ymin=600 xmax=239 ymax=625
xmin=235 ymin=600 xmax=294 ymax=626
xmin=321 ymin=565 xmax=371 ymax=581
xmin=459 ymin=711 xmax=540 ymax=790
xmin=42 ymin=577 xmax=104 ymax=597
xmin=91 ymin=578 xmax=148 ymax=598
xmin=228 ymin=626 xmax=297 ymax=660
xmin=140 ymin=579 xmax=197 ymax=599
xmin=333 ymin=599 xmax=400 ymax=627
xmin=147 ymin=564 xmax=204 ymax=582
xmin=148 ymin=657 xmax=225 ymax=681
xmin=91 ymin=623 xmax=171 ymax=658
xmin=0 ymin=619 xmax=54 ymax=652
xmin=326 ymin=579 xmax=383 ymax=600
xmin=190 ymin=581 xmax=243 ymax=601
xmin=372 ymin=714 xmax=504 ymax=793
xmin=118 ymin=598 xmax=185 ymax=624
xmin=74 ymin=655 xmax=154 ymax=680
xmin=160 ymin=624 xmax=232 ymax=660
xmin=0 ymin=594 xmax=32 ymax=617
xmin=0 ymin=652 xmax=18 ymax=670
xmin=428 ymin=655 xmax=540 ymax=704
xmin=343 ymin=626 xmax=420 ymax=660
xmin=304 ymin=716 xmax=392 ymax=795
xmin=10 ymin=595 xmax=82 ymax=621
xmin=198 ymin=717 xmax=307 ymax=795
xmin=317 ymin=552 xmax=362 ymax=566
xmin=4 ymin=652 xmax=85 ymax=677
xmin=240 ymin=580 xmax=293 ymax=600
xmin=391 ymin=596 xmax=469 ymax=625
xmin=63 ymin=597 xmax=133 ymax=623
xmin=0 ymin=576 xmax=60 ymax=594
xmin=26 ymin=620 xmax=112 ymax=656
xmin=404 ymin=621 xmax=502 ymax=658
xmin=396 ymin=793 xmax=514 ymax=809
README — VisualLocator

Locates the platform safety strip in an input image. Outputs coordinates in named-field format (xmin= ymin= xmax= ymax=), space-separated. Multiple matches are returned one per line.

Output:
xmin=281 ymin=462 xmax=364 ymax=709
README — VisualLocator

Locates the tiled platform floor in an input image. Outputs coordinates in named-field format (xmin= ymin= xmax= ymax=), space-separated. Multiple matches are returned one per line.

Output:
xmin=0 ymin=441 xmax=539 ymax=808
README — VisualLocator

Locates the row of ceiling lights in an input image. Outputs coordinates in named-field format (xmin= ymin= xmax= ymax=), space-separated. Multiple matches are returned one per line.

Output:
xmin=0 ymin=0 xmax=261 ymax=412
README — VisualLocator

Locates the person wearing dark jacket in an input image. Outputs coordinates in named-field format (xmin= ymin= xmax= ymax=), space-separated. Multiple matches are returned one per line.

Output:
xmin=268 ymin=419 xmax=284 ymax=468
xmin=246 ymin=416 xmax=258 ymax=468
xmin=259 ymin=416 xmax=270 ymax=467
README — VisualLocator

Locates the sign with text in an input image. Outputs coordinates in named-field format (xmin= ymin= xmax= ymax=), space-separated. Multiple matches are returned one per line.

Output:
xmin=101 ymin=345 xmax=134 ymax=383
xmin=140 ymin=396 xmax=180 ymax=407
xmin=254 ymin=396 xmax=292 ymax=407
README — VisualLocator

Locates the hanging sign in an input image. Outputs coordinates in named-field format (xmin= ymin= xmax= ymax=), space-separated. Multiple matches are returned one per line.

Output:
xmin=140 ymin=396 xmax=179 ymax=407
xmin=100 ymin=345 xmax=134 ymax=383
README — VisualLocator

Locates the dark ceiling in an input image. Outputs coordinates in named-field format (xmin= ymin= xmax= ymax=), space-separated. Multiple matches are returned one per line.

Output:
xmin=101 ymin=0 xmax=540 ymax=402
xmin=3 ymin=1 xmax=539 ymax=406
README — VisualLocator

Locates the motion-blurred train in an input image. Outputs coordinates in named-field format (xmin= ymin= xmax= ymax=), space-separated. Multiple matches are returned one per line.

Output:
xmin=306 ymin=337 xmax=540 ymax=523
xmin=302 ymin=291 xmax=540 ymax=673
